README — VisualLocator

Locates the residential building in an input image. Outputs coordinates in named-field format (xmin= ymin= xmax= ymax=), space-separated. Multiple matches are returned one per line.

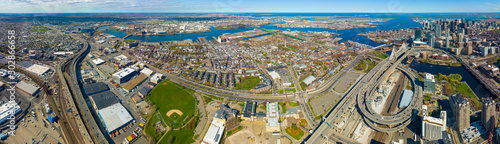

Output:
xmin=482 ymin=98 xmax=496 ymax=132
xmin=449 ymin=93 xmax=470 ymax=130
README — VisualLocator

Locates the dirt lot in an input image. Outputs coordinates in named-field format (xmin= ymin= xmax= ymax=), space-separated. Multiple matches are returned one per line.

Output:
xmin=225 ymin=121 xmax=271 ymax=144
xmin=334 ymin=72 xmax=361 ymax=93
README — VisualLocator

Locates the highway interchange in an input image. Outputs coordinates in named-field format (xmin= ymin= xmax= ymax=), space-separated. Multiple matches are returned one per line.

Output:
xmin=305 ymin=44 xmax=423 ymax=143
xmin=50 ymin=26 xmax=420 ymax=144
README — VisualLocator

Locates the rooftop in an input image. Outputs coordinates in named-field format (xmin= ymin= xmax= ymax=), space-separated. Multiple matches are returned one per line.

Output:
xmin=83 ymin=82 xmax=109 ymax=95
xmin=113 ymin=67 xmax=136 ymax=79
xmin=16 ymin=81 xmax=40 ymax=95
xmin=303 ymin=75 xmax=316 ymax=85
xmin=90 ymin=91 xmax=119 ymax=110
xmin=98 ymin=103 xmax=134 ymax=133
xmin=424 ymin=73 xmax=435 ymax=82
xmin=202 ymin=120 xmax=224 ymax=144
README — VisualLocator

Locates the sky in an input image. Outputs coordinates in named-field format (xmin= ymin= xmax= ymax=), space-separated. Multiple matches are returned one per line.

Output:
xmin=1 ymin=0 xmax=500 ymax=13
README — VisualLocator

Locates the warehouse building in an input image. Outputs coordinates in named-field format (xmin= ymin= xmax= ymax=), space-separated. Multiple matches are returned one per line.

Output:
xmin=16 ymin=81 xmax=40 ymax=96
xmin=398 ymin=90 xmax=413 ymax=108
xmin=89 ymin=91 xmax=119 ymax=111
xmin=25 ymin=64 xmax=51 ymax=76
xmin=150 ymin=73 xmax=163 ymax=84
xmin=83 ymin=82 xmax=109 ymax=96
xmin=98 ymin=103 xmax=134 ymax=134
xmin=138 ymin=86 xmax=152 ymax=98
xmin=202 ymin=120 xmax=225 ymax=144
xmin=140 ymin=68 xmax=153 ymax=76
xmin=302 ymin=75 xmax=316 ymax=85
xmin=112 ymin=67 xmax=137 ymax=84
xmin=91 ymin=58 xmax=105 ymax=65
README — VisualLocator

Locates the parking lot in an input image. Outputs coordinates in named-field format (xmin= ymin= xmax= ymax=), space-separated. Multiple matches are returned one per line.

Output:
xmin=5 ymin=104 xmax=64 ymax=144
xmin=309 ymin=91 xmax=341 ymax=116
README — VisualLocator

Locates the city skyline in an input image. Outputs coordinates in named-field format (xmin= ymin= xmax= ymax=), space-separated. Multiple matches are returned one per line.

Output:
xmin=1 ymin=0 xmax=500 ymax=13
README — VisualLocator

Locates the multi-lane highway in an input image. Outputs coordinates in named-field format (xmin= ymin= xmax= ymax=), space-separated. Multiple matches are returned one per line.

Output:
xmin=306 ymin=44 xmax=423 ymax=143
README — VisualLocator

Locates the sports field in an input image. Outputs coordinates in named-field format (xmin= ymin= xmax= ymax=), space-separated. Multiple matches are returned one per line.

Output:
xmin=148 ymin=80 xmax=196 ymax=128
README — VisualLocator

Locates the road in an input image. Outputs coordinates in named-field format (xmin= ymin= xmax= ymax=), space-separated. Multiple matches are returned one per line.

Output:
xmin=306 ymin=44 xmax=424 ymax=143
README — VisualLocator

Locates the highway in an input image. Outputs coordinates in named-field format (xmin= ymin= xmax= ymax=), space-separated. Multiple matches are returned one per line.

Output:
xmin=59 ymin=35 xmax=109 ymax=144
xmin=306 ymin=44 xmax=423 ymax=143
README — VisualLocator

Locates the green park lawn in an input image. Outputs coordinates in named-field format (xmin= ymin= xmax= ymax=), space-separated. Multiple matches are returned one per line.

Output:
xmin=147 ymin=80 xmax=196 ymax=128
xmin=160 ymin=129 xmax=196 ymax=144
xmin=235 ymin=76 xmax=261 ymax=90
xmin=146 ymin=80 xmax=198 ymax=144
xmin=145 ymin=112 xmax=163 ymax=140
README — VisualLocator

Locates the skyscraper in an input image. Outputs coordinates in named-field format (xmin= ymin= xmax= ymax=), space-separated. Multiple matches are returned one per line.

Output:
xmin=458 ymin=33 xmax=464 ymax=43
xmin=415 ymin=28 xmax=422 ymax=40
xmin=482 ymin=97 xmax=496 ymax=132
xmin=446 ymin=30 xmax=450 ymax=49
xmin=450 ymin=94 xmax=470 ymax=131
xmin=428 ymin=34 xmax=435 ymax=48
xmin=435 ymin=23 xmax=441 ymax=37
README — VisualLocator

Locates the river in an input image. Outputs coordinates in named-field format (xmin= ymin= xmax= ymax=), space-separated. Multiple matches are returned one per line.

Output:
xmin=410 ymin=61 xmax=492 ymax=99
xmin=103 ymin=13 xmax=427 ymax=46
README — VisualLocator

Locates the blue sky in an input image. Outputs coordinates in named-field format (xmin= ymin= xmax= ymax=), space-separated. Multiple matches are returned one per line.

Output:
xmin=1 ymin=0 xmax=499 ymax=13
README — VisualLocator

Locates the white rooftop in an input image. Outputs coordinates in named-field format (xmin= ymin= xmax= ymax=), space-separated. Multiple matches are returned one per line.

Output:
xmin=0 ymin=102 xmax=21 ymax=124
xmin=202 ymin=120 xmax=224 ymax=144
xmin=112 ymin=67 xmax=136 ymax=79
xmin=16 ymin=81 xmax=40 ymax=95
xmin=151 ymin=73 xmax=163 ymax=81
xmin=269 ymin=71 xmax=280 ymax=79
xmin=423 ymin=116 xmax=444 ymax=125
xmin=26 ymin=64 xmax=50 ymax=76
xmin=114 ymin=55 xmax=128 ymax=61
xmin=92 ymin=58 xmax=105 ymax=65
xmin=267 ymin=102 xmax=279 ymax=127
xmin=424 ymin=73 xmax=435 ymax=82
xmin=302 ymin=75 xmax=316 ymax=85
xmin=140 ymin=68 xmax=153 ymax=76
xmin=98 ymin=103 xmax=133 ymax=133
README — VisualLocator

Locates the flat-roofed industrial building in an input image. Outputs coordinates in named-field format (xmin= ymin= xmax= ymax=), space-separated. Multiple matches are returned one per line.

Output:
xmin=16 ymin=81 xmax=40 ymax=96
xmin=112 ymin=67 xmax=137 ymax=84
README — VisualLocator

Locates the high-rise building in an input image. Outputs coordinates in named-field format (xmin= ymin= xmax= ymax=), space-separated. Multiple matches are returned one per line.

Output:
xmin=415 ymin=29 xmax=422 ymax=40
xmin=422 ymin=105 xmax=447 ymax=141
xmin=449 ymin=93 xmax=470 ymax=130
xmin=482 ymin=98 xmax=496 ymax=132
xmin=428 ymin=34 xmax=435 ymax=48
xmin=435 ymin=23 xmax=442 ymax=37
xmin=446 ymin=30 xmax=450 ymax=49
xmin=423 ymin=73 xmax=436 ymax=92
xmin=465 ymin=45 xmax=473 ymax=55
xmin=458 ymin=33 xmax=464 ymax=43
xmin=482 ymin=46 xmax=490 ymax=57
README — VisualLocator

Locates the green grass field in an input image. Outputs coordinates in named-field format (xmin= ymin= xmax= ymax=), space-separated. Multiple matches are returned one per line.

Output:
xmin=364 ymin=59 xmax=377 ymax=73
xmin=286 ymin=124 xmax=305 ymax=140
xmin=235 ymin=76 xmax=261 ymax=90
xmin=285 ymin=88 xmax=297 ymax=93
xmin=353 ymin=60 xmax=366 ymax=71
xmin=160 ymin=129 xmax=196 ymax=144
xmin=146 ymin=80 xmax=198 ymax=144
xmin=147 ymin=80 xmax=196 ymax=128
xmin=456 ymin=82 xmax=481 ymax=110
xmin=376 ymin=54 xmax=389 ymax=59
xmin=145 ymin=112 xmax=163 ymax=140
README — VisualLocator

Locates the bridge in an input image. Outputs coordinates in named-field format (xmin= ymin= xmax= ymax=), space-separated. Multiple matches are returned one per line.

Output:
xmin=305 ymin=43 xmax=423 ymax=143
